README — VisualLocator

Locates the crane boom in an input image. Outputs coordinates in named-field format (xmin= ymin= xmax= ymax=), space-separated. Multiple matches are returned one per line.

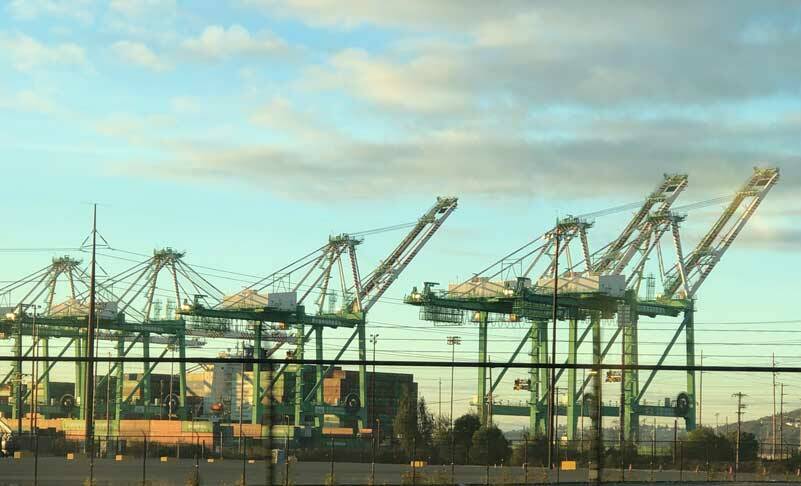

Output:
xmin=664 ymin=167 xmax=779 ymax=299
xmin=593 ymin=174 xmax=688 ymax=275
xmin=352 ymin=196 xmax=458 ymax=313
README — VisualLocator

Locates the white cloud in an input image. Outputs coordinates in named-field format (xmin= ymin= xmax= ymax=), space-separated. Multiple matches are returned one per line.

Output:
xmin=0 ymin=33 xmax=90 ymax=72
xmin=249 ymin=96 xmax=337 ymax=142
xmin=95 ymin=113 xmax=174 ymax=144
xmin=242 ymin=0 xmax=528 ymax=31
xmin=0 ymin=90 xmax=60 ymax=115
xmin=182 ymin=25 xmax=287 ymax=60
xmin=307 ymin=48 xmax=468 ymax=113
xmin=7 ymin=0 xmax=93 ymax=23
xmin=170 ymin=96 xmax=200 ymax=114
xmin=298 ymin=3 xmax=801 ymax=115
xmin=110 ymin=0 xmax=176 ymax=17
xmin=111 ymin=40 xmax=170 ymax=71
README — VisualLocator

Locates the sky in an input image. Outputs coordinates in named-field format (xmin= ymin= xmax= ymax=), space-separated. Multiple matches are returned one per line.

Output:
xmin=1 ymin=0 xmax=801 ymax=429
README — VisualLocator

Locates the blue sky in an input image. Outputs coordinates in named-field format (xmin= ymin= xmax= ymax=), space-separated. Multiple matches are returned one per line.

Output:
xmin=1 ymin=0 xmax=801 ymax=428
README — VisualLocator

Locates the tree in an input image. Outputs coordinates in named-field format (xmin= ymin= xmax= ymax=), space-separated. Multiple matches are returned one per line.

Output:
xmin=686 ymin=427 xmax=733 ymax=462
xmin=469 ymin=425 xmax=511 ymax=465
xmin=728 ymin=431 xmax=759 ymax=461
xmin=418 ymin=398 xmax=434 ymax=448
xmin=431 ymin=415 xmax=453 ymax=464
xmin=393 ymin=387 xmax=418 ymax=459
xmin=452 ymin=414 xmax=481 ymax=464
xmin=510 ymin=433 xmax=548 ymax=467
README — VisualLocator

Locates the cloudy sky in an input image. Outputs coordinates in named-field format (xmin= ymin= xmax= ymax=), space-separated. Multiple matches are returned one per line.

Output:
xmin=2 ymin=1 xmax=801 ymax=424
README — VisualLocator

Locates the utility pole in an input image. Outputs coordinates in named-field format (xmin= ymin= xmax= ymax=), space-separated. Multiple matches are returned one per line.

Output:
xmin=780 ymin=383 xmax=785 ymax=459
xmin=106 ymin=352 xmax=111 ymax=456
xmin=699 ymin=351 xmax=703 ymax=428
xmin=446 ymin=336 xmax=461 ymax=426
xmin=446 ymin=335 xmax=461 ymax=481
xmin=548 ymin=223 xmax=560 ymax=470
xmin=30 ymin=305 xmax=39 ymax=436
xmin=369 ymin=333 xmax=378 ymax=486
xmin=488 ymin=357 xmax=493 ymax=427
xmin=772 ymin=353 xmax=777 ymax=460
xmin=438 ymin=378 xmax=442 ymax=419
xmin=733 ymin=393 xmax=747 ymax=479
xmin=370 ymin=334 xmax=378 ymax=427
xmin=620 ymin=320 xmax=625 ymax=448
xmin=84 ymin=204 xmax=98 ymax=454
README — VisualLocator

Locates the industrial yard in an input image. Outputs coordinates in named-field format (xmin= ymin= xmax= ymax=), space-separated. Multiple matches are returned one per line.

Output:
xmin=1 ymin=1 xmax=798 ymax=484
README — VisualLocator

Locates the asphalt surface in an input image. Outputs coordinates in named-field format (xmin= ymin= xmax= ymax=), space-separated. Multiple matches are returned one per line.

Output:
xmin=0 ymin=457 xmax=798 ymax=485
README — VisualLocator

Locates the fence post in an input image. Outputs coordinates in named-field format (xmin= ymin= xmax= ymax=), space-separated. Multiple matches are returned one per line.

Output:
xmin=329 ymin=436 xmax=334 ymax=484
xmin=485 ymin=433 xmax=489 ymax=486
xmin=142 ymin=433 xmax=148 ymax=486
xmin=371 ymin=427 xmax=376 ymax=486
xmin=284 ymin=433 xmax=290 ymax=486
xmin=413 ymin=434 xmax=418 ymax=486
xmin=194 ymin=440 xmax=200 ymax=486
xmin=89 ymin=437 xmax=95 ymax=486
xmin=34 ymin=433 xmax=39 ymax=486
xmin=524 ymin=437 xmax=529 ymax=485
xmin=705 ymin=442 xmax=710 ymax=482
xmin=242 ymin=436 xmax=247 ymax=486
xmin=451 ymin=431 xmax=456 ymax=486
xmin=556 ymin=437 xmax=560 ymax=484
xmin=679 ymin=440 xmax=684 ymax=482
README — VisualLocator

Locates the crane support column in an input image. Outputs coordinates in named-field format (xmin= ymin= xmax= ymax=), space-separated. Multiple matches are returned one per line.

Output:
xmin=566 ymin=318 xmax=578 ymax=440
xmin=252 ymin=322 xmax=263 ymax=425
xmin=115 ymin=337 xmax=124 ymax=420
xmin=12 ymin=330 xmax=22 ymax=422
xmin=589 ymin=312 xmax=603 ymax=483
xmin=76 ymin=337 xmax=84 ymax=419
xmin=529 ymin=321 xmax=541 ymax=435
xmin=684 ymin=302 xmax=697 ymax=430
xmin=538 ymin=320 xmax=549 ymax=435
xmin=620 ymin=298 xmax=640 ymax=443
xmin=142 ymin=332 xmax=151 ymax=418
xmin=178 ymin=333 xmax=187 ymax=419
xmin=358 ymin=320 xmax=367 ymax=429
xmin=41 ymin=337 xmax=50 ymax=414
xmin=315 ymin=325 xmax=324 ymax=428
xmin=477 ymin=312 xmax=488 ymax=425
xmin=294 ymin=323 xmax=304 ymax=426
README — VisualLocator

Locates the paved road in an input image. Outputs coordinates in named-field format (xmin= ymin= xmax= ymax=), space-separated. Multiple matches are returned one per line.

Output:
xmin=0 ymin=457 xmax=796 ymax=485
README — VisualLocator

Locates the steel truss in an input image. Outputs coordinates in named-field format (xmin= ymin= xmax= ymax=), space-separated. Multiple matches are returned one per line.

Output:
xmin=178 ymin=197 xmax=459 ymax=436
xmin=407 ymin=168 xmax=779 ymax=445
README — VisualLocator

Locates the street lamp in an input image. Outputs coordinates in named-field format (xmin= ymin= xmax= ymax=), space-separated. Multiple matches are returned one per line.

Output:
xmin=30 ymin=305 xmax=39 ymax=436
xmin=446 ymin=336 xmax=461 ymax=481
xmin=369 ymin=334 xmax=379 ymax=484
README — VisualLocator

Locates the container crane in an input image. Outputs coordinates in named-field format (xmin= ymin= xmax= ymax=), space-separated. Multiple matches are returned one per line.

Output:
xmin=629 ymin=167 xmax=780 ymax=436
xmin=406 ymin=167 xmax=780 ymax=444
xmin=663 ymin=167 xmax=780 ymax=299
xmin=180 ymin=197 xmax=458 ymax=432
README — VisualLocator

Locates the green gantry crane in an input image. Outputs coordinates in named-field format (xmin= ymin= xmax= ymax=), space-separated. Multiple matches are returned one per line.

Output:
xmin=178 ymin=197 xmax=459 ymax=436
xmin=406 ymin=168 xmax=778 ymax=444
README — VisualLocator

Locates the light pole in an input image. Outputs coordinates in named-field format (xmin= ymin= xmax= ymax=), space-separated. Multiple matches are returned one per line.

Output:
xmin=106 ymin=352 xmax=111 ymax=456
xmin=284 ymin=414 xmax=291 ymax=486
xmin=30 ymin=305 xmax=39 ymax=436
xmin=447 ymin=336 xmax=461 ymax=480
xmin=369 ymin=334 xmax=378 ymax=484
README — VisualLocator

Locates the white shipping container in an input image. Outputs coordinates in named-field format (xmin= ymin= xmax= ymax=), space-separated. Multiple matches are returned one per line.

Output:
xmin=536 ymin=273 xmax=626 ymax=297
xmin=267 ymin=291 xmax=297 ymax=311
